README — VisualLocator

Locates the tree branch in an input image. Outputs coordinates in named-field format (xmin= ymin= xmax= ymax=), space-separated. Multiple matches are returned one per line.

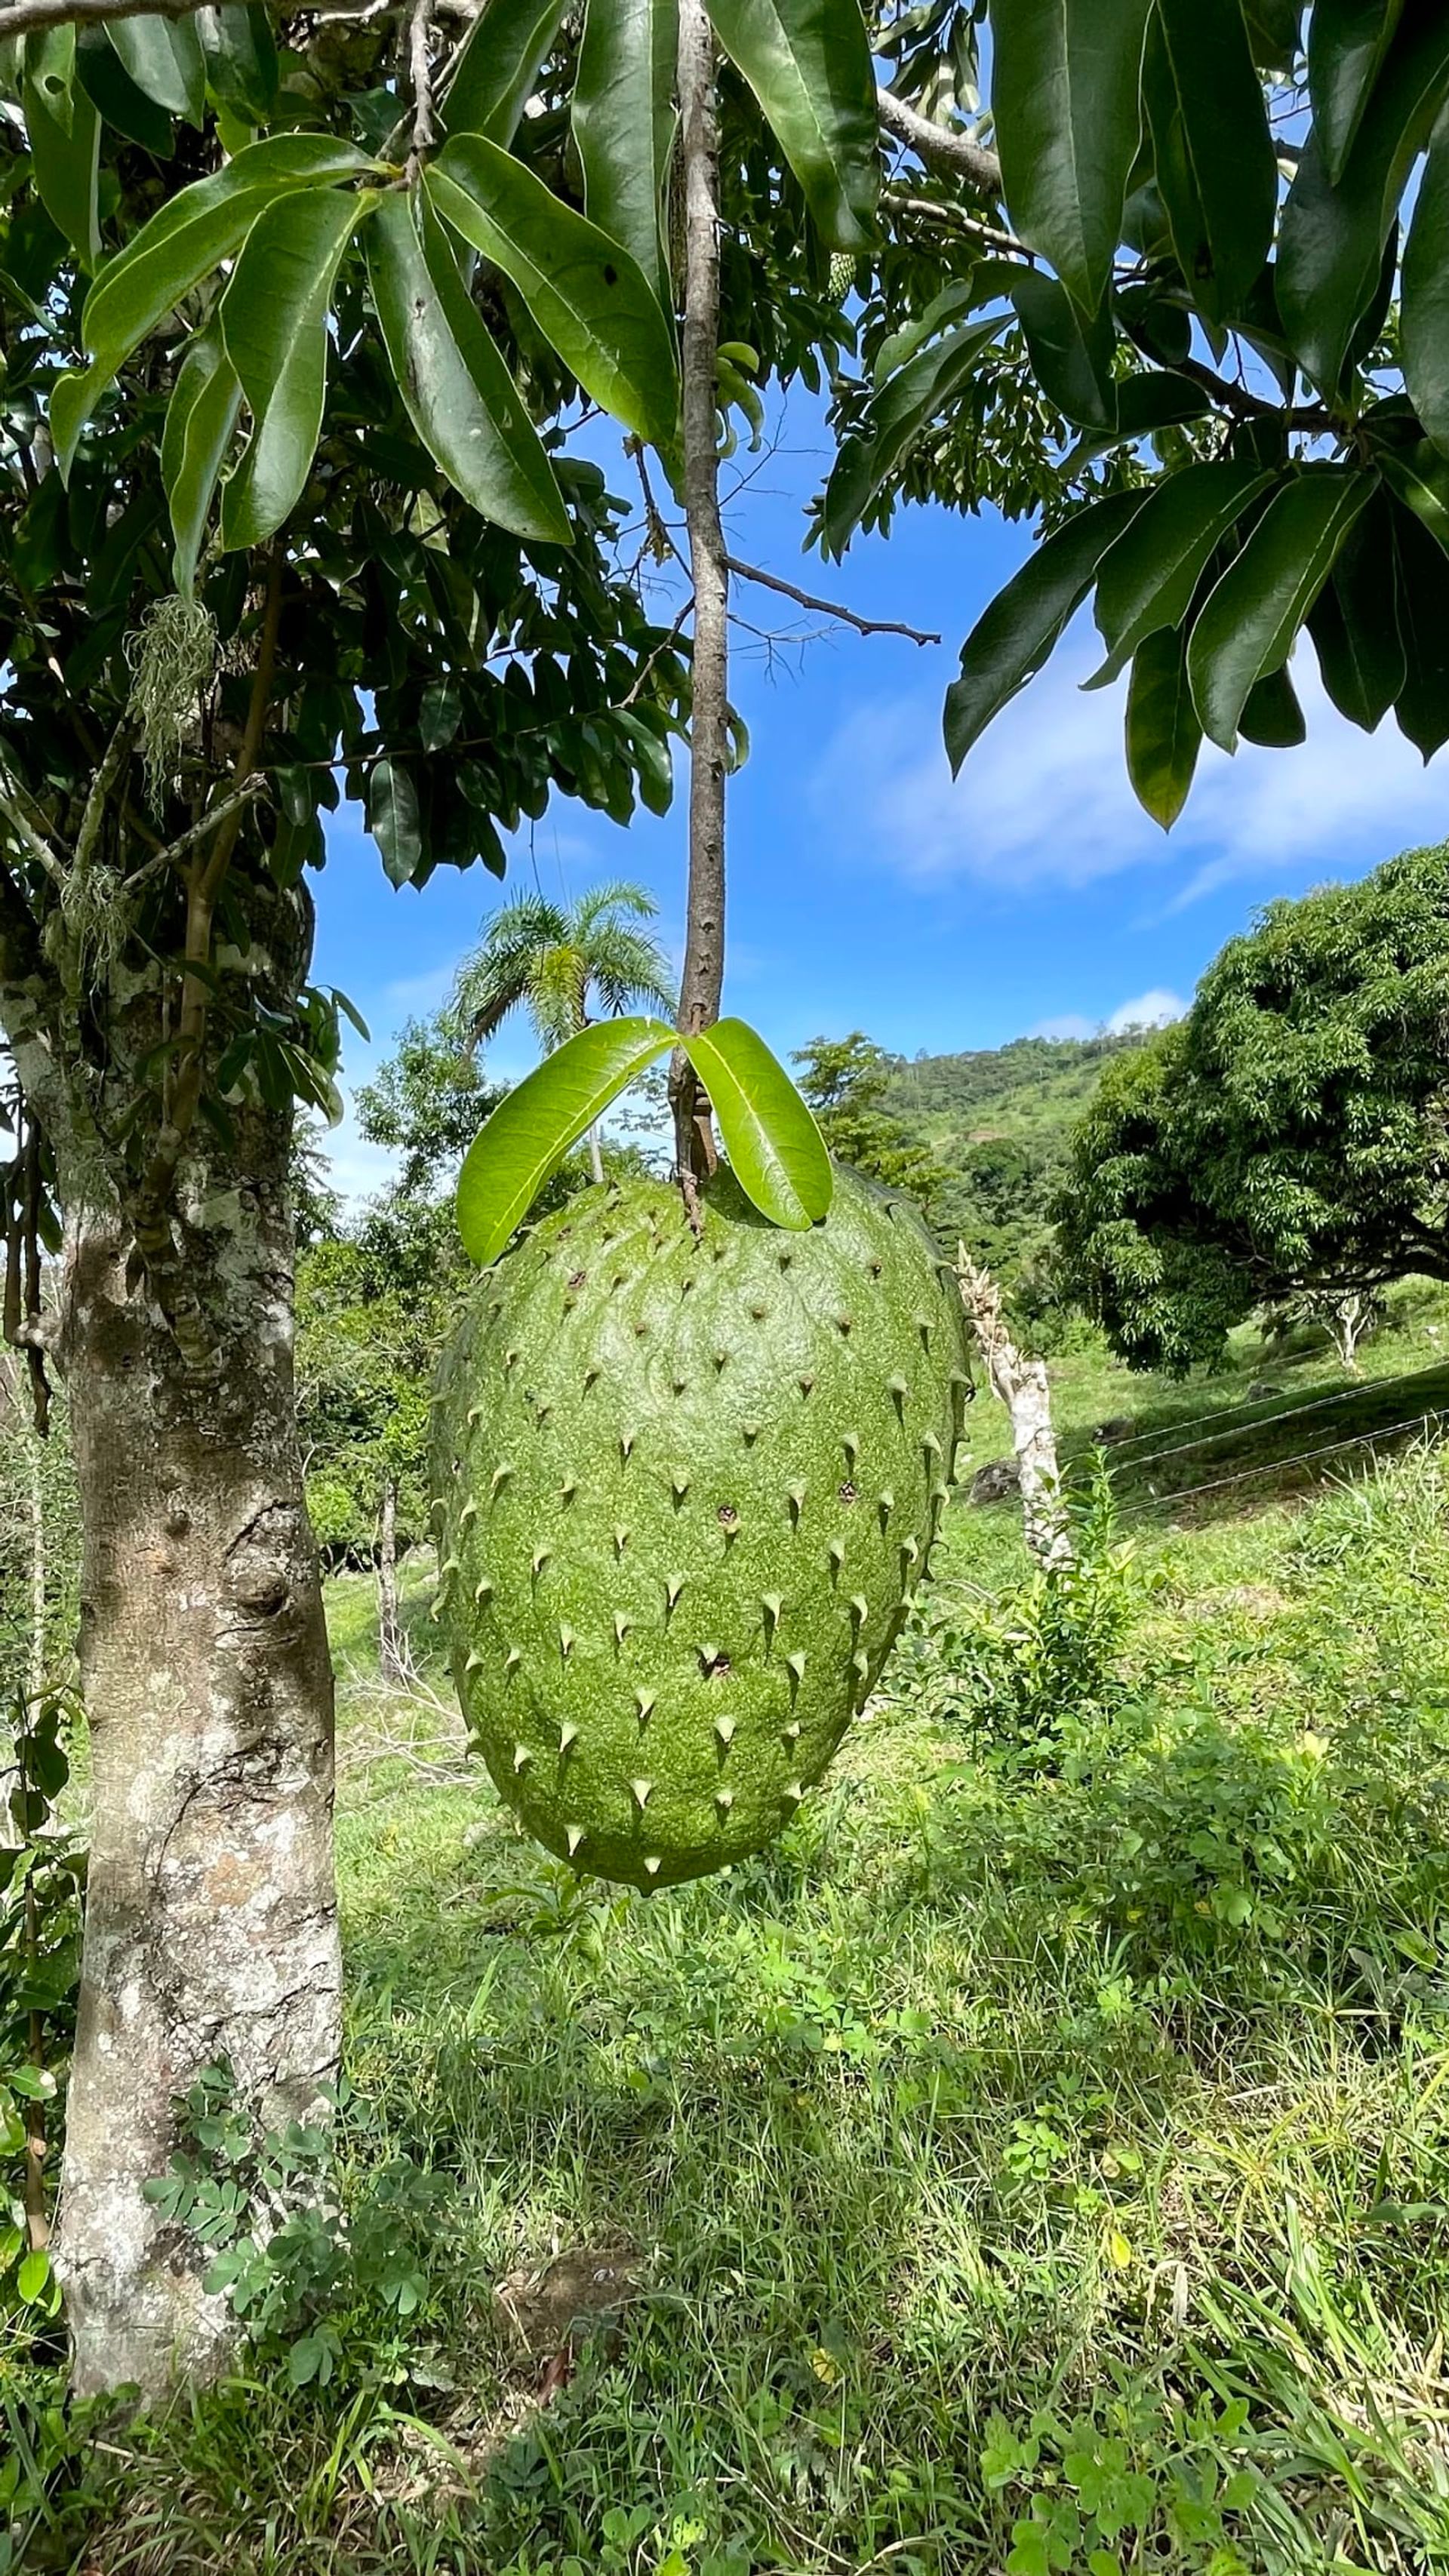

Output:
xmin=724 ymin=555 xmax=939 ymax=645
xmin=408 ymin=0 xmax=435 ymax=167
xmin=882 ymin=186 xmax=1029 ymax=260
xmin=876 ymin=86 xmax=1002 ymax=198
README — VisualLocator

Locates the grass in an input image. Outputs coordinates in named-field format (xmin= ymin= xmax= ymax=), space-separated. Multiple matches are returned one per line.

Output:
xmin=17 ymin=1304 xmax=1449 ymax=2574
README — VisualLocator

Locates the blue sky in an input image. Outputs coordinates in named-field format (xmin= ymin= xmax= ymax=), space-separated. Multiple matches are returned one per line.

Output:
xmin=312 ymin=393 xmax=1449 ymax=1197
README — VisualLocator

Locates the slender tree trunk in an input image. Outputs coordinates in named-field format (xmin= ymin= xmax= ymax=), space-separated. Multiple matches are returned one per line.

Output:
xmin=956 ymin=1250 xmax=1072 ymax=1567
xmin=55 ymin=1164 xmax=340 ymax=2399
xmin=377 ymin=1475 xmax=405 ymax=1685
xmin=22 ymin=1426 xmax=48 ymax=2253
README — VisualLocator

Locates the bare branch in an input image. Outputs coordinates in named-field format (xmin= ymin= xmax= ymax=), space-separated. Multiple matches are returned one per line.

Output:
xmin=877 ymin=86 xmax=1002 ymax=198
xmin=408 ymin=0 xmax=435 ymax=165
xmin=724 ymin=555 xmax=939 ymax=646
xmin=882 ymin=186 xmax=1029 ymax=259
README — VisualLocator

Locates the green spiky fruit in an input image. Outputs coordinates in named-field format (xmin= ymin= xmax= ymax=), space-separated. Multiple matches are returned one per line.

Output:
xmin=431 ymin=1165 xmax=970 ymax=1889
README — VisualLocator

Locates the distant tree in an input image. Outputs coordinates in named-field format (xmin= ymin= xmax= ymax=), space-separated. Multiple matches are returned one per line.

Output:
xmin=792 ymin=1034 xmax=948 ymax=1212
xmin=352 ymin=1016 xmax=493 ymax=1207
xmin=454 ymin=882 xmax=674 ymax=1183
xmin=1056 ymin=845 xmax=1449 ymax=1375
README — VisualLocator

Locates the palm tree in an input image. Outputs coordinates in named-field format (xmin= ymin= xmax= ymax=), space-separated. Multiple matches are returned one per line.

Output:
xmin=454 ymin=880 xmax=675 ymax=1181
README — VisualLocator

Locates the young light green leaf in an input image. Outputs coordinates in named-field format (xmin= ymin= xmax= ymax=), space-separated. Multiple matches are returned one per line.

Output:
xmin=821 ymin=312 xmax=1009 ymax=556
xmin=457 ymin=1017 xmax=675 ymax=1263
xmin=705 ymin=0 xmax=879 ymax=251
xmin=162 ymin=324 xmax=242 ymax=592
xmin=1309 ymin=0 xmax=1407 ymax=183
xmin=1402 ymin=110 xmax=1449 ymax=460
xmin=573 ymin=0 xmax=677 ymax=312
xmin=427 ymin=139 xmax=679 ymax=445
xmin=23 ymin=50 xmax=100 ymax=267
xmin=1144 ymin=0 xmax=1277 ymax=325
xmin=1279 ymin=11 xmax=1449 ymax=393
xmin=366 ymin=189 xmax=572 ymax=546
xmin=54 ymin=134 xmax=371 ymax=474
xmin=1091 ymin=461 xmax=1275 ymax=673
xmin=1125 ymin=623 xmax=1201 ymax=828
xmin=1186 ymin=468 xmax=1376 ymax=749
xmin=220 ymin=184 xmax=373 ymax=550
xmin=991 ymin=0 xmax=1153 ymax=312
xmin=104 ymin=13 xmax=205 ymax=121
xmin=678 ymin=1019 xmax=832 ymax=1228
xmin=944 ymin=489 xmax=1149 ymax=772
xmin=196 ymin=5 xmax=278 ymax=122
xmin=441 ymin=0 xmax=568 ymax=145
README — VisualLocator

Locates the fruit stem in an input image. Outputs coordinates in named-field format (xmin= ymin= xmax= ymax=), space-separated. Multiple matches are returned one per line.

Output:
xmin=671 ymin=0 xmax=728 ymax=1207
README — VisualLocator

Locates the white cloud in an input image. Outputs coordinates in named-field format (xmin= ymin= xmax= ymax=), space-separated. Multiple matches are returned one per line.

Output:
xmin=1106 ymin=987 xmax=1184 ymax=1032
xmin=820 ymin=637 xmax=1449 ymax=905
xmin=1030 ymin=1012 xmax=1096 ymax=1040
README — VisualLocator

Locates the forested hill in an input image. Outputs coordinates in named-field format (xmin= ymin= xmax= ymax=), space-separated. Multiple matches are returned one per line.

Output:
xmin=881 ymin=1032 xmax=1148 ymax=1290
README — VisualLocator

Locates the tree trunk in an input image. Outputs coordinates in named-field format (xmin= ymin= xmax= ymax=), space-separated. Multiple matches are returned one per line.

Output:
xmin=55 ymin=1167 xmax=340 ymax=2399
xmin=377 ymin=1475 xmax=404 ymax=1685
xmin=955 ymin=1250 xmax=1072 ymax=1567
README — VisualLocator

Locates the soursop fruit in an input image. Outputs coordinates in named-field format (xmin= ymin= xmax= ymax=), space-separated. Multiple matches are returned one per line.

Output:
xmin=431 ymin=1164 xmax=970 ymax=1889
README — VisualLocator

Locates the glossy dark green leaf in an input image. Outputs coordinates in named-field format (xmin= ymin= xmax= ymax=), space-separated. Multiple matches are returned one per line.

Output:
xmin=75 ymin=26 xmax=172 ymax=152
xmin=366 ymin=189 xmax=572 ymax=546
xmin=1391 ymin=493 xmax=1449 ymax=755
xmin=1402 ymin=109 xmax=1449 ymax=457
xmin=1279 ymin=11 xmax=1449 ymax=393
xmin=162 ymin=324 xmax=241 ymax=592
xmin=1379 ymin=438 xmax=1449 ymax=550
xmin=1309 ymin=0 xmax=1407 ymax=181
xmin=53 ymin=134 xmax=371 ymax=474
xmin=1239 ymin=663 xmax=1306 ymax=744
xmin=1125 ymin=623 xmax=1201 ymax=826
xmin=573 ymin=0 xmax=677 ymax=311
xmin=23 ymin=44 xmax=100 ymax=267
xmin=197 ymin=6 xmax=278 ymax=122
xmin=1093 ymin=460 xmax=1274 ymax=672
xmin=705 ymin=0 xmax=879 ymax=250
xmin=1307 ymin=503 xmax=1405 ymax=730
xmin=441 ymin=0 xmax=568 ymax=146
xmin=104 ymin=14 xmax=205 ymax=120
xmin=1186 ymin=468 xmax=1375 ymax=749
xmin=1143 ymin=0 xmax=1277 ymax=324
xmin=1009 ymin=268 xmax=1114 ymax=429
xmin=1242 ymin=0 xmax=1303 ymax=69
xmin=991 ymin=0 xmax=1153 ymax=312
xmin=428 ymin=138 xmax=679 ymax=445
xmin=220 ymin=185 xmax=372 ymax=549
xmin=1113 ymin=371 xmax=1214 ymax=437
xmin=944 ymin=489 xmax=1149 ymax=772
xmin=821 ymin=312 xmax=1008 ymax=556
xmin=457 ymin=1017 xmax=676 ymax=1262
xmin=678 ymin=1019 xmax=832 ymax=1228
xmin=368 ymin=755 xmax=424 ymax=887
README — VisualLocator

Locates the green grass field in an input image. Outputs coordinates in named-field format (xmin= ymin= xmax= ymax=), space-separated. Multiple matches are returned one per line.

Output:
xmin=29 ymin=1297 xmax=1449 ymax=2574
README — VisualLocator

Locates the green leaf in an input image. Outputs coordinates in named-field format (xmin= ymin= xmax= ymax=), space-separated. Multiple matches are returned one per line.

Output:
xmin=367 ymin=189 xmax=571 ymax=545
xmin=573 ymin=0 xmax=678 ymax=311
xmin=1112 ymin=370 xmax=1214 ymax=436
xmin=1239 ymin=662 xmax=1306 ymax=743
xmin=441 ymin=0 xmax=568 ymax=146
xmin=162 ymin=324 xmax=241 ymax=592
xmin=75 ymin=26 xmax=172 ymax=152
xmin=1402 ymin=108 xmax=1449 ymax=457
xmin=1125 ymin=623 xmax=1201 ymax=825
xmin=1309 ymin=0 xmax=1407 ymax=182
xmin=23 ymin=47 xmax=100 ymax=267
xmin=1143 ymin=0 xmax=1278 ymax=324
xmin=368 ymin=756 xmax=423 ymax=885
xmin=678 ymin=1019 xmax=832 ymax=1228
xmin=821 ymin=312 xmax=1008 ymax=555
xmin=16 ymin=2247 xmax=51 ymax=2304
xmin=1379 ymin=438 xmax=1449 ymax=549
xmin=1186 ymin=467 xmax=1375 ymax=749
xmin=705 ymin=0 xmax=878 ymax=251
xmin=1009 ymin=268 xmax=1114 ymax=429
xmin=943 ymin=489 xmax=1149 ymax=772
xmin=55 ymin=134 xmax=371 ymax=474
xmin=1391 ymin=493 xmax=1449 ymax=755
xmin=104 ymin=13 xmax=205 ymax=120
xmin=220 ymin=184 xmax=372 ymax=549
xmin=1092 ymin=460 xmax=1275 ymax=672
xmin=197 ymin=5 xmax=279 ymax=122
xmin=1278 ymin=11 xmax=1449 ymax=393
xmin=428 ymin=139 xmax=680 ymax=445
xmin=1306 ymin=486 xmax=1405 ymax=727
xmin=991 ymin=0 xmax=1153 ymax=312
xmin=457 ymin=1016 xmax=675 ymax=1262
